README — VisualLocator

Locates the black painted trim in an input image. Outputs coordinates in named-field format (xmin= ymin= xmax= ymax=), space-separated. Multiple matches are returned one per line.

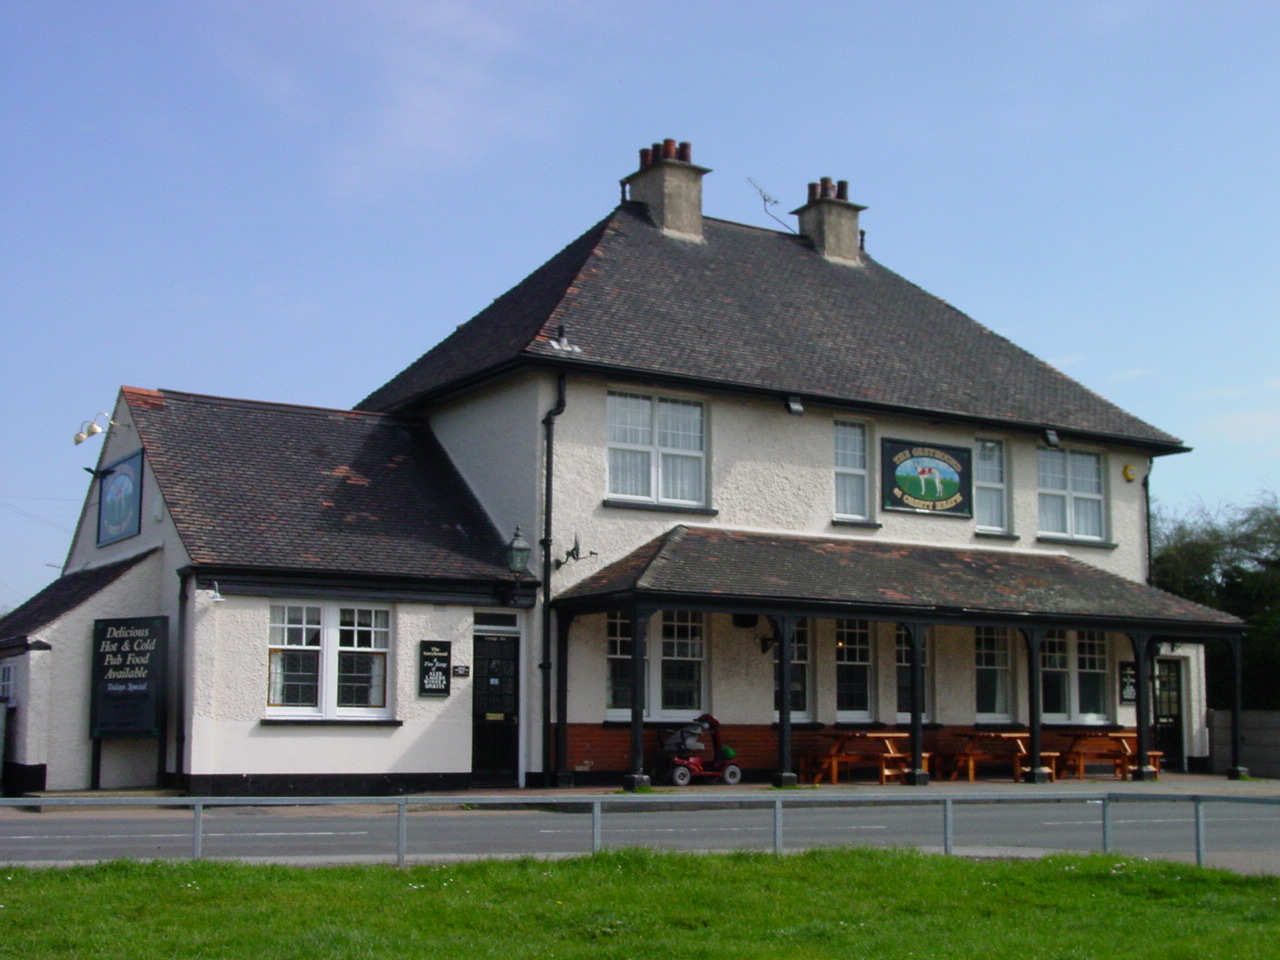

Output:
xmin=975 ymin=531 xmax=1019 ymax=542
xmin=259 ymin=718 xmax=404 ymax=727
xmin=184 ymin=771 xmax=472 ymax=797
xmin=831 ymin=519 xmax=883 ymax=529
xmin=1036 ymin=536 xmax=1119 ymax=550
xmin=3 ymin=760 xmax=47 ymax=796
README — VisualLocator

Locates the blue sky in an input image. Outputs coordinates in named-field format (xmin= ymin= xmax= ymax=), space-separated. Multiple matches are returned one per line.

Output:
xmin=2 ymin=1 xmax=1278 ymax=611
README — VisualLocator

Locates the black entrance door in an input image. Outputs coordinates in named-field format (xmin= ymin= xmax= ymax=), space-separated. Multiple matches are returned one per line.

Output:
xmin=472 ymin=634 xmax=519 ymax=785
xmin=1153 ymin=658 xmax=1185 ymax=771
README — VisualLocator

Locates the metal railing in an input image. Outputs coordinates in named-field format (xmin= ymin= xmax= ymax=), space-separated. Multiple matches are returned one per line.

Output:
xmin=2 ymin=792 xmax=1276 ymax=869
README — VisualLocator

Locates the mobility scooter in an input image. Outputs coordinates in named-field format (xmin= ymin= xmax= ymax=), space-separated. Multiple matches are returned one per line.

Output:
xmin=659 ymin=713 xmax=742 ymax=786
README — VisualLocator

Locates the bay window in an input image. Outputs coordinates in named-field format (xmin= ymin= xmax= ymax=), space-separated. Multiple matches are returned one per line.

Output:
xmin=607 ymin=392 xmax=705 ymax=506
xmin=268 ymin=603 xmax=391 ymax=719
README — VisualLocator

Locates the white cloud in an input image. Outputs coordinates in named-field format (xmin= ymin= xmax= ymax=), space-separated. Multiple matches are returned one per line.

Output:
xmin=209 ymin=0 xmax=579 ymax=196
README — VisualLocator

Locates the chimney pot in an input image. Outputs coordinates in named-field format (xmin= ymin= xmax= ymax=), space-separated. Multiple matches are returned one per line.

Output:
xmin=792 ymin=177 xmax=866 ymax=265
xmin=624 ymin=138 xmax=710 ymax=241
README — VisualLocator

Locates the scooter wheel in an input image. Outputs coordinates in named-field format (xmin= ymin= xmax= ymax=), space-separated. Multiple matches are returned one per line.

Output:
xmin=720 ymin=763 xmax=742 ymax=785
xmin=670 ymin=765 xmax=693 ymax=787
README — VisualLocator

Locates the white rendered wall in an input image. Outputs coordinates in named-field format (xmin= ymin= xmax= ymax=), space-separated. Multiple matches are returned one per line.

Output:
xmin=14 ymin=551 xmax=166 ymax=790
xmin=186 ymin=597 xmax=482 ymax=776
xmin=547 ymin=377 xmax=1154 ymax=598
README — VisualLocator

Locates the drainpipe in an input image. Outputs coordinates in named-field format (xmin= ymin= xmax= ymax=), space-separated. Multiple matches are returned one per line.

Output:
xmin=540 ymin=373 xmax=567 ymax=787
xmin=174 ymin=571 xmax=189 ymax=790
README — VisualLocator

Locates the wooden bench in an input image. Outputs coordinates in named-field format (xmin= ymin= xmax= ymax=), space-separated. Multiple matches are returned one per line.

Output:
xmin=1055 ymin=732 xmax=1162 ymax=780
xmin=936 ymin=732 xmax=1058 ymax=782
xmin=801 ymin=733 xmax=929 ymax=785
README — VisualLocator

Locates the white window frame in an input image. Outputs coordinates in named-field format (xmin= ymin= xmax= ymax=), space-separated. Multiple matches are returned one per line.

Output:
xmin=974 ymin=626 xmax=1013 ymax=722
xmin=267 ymin=602 xmax=393 ymax=720
xmin=834 ymin=421 xmax=870 ymax=520
xmin=0 ymin=660 xmax=15 ymax=704
xmin=974 ymin=439 xmax=1009 ymax=533
xmin=835 ymin=619 xmax=874 ymax=722
xmin=774 ymin=619 xmax=812 ymax=722
xmin=606 ymin=391 xmax=706 ymax=506
xmin=604 ymin=611 xmax=706 ymax=722
xmin=1037 ymin=447 xmax=1106 ymax=541
xmin=895 ymin=625 xmax=931 ymax=723
xmin=1041 ymin=629 xmax=1111 ymax=724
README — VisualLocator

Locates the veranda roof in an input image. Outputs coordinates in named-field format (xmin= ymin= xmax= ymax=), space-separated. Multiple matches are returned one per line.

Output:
xmin=555 ymin=525 xmax=1243 ymax=638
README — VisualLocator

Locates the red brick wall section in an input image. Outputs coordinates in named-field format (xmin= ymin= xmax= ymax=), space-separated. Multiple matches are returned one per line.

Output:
xmin=564 ymin=724 xmax=838 ymax=776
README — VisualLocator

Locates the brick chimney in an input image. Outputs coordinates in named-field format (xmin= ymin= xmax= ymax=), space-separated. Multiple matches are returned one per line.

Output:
xmin=792 ymin=177 xmax=866 ymax=265
xmin=622 ymin=139 xmax=710 ymax=241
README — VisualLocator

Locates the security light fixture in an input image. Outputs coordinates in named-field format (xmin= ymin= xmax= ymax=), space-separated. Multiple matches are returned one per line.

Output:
xmin=785 ymin=396 xmax=805 ymax=416
xmin=1043 ymin=429 xmax=1061 ymax=448
xmin=555 ymin=533 xmax=597 ymax=569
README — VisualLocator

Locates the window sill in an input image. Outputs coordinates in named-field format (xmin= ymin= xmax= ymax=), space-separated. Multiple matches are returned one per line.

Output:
xmin=975 ymin=531 xmax=1019 ymax=542
xmin=1036 ymin=535 xmax=1118 ymax=550
xmin=260 ymin=718 xmax=403 ymax=727
xmin=831 ymin=518 xmax=882 ymax=529
xmin=602 ymin=499 xmax=718 ymax=516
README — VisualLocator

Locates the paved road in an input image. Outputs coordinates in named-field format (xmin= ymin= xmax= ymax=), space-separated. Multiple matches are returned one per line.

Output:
xmin=3 ymin=792 xmax=1279 ymax=873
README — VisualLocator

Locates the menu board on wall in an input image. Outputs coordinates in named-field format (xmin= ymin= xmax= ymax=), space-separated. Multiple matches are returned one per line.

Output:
xmin=419 ymin=641 xmax=452 ymax=697
xmin=90 ymin=616 xmax=167 ymax=738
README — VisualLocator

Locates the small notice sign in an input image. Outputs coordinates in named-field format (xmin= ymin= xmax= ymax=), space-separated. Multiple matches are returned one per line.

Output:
xmin=419 ymin=641 xmax=452 ymax=697
xmin=90 ymin=616 xmax=167 ymax=739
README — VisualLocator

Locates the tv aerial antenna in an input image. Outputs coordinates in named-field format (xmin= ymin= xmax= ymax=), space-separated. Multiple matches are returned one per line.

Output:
xmin=747 ymin=178 xmax=795 ymax=232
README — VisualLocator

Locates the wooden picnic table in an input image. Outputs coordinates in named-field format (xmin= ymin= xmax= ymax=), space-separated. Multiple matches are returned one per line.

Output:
xmin=945 ymin=731 xmax=1059 ymax=782
xmin=804 ymin=732 xmax=928 ymax=786
xmin=1056 ymin=731 xmax=1162 ymax=780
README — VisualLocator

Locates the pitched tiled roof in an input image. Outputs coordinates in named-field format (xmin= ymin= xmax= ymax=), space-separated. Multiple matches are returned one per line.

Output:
xmin=122 ymin=388 xmax=517 ymax=583
xmin=557 ymin=526 xmax=1242 ymax=632
xmin=358 ymin=204 xmax=1181 ymax=450
xmin=0 ymin=550 xmax=156 ymax=644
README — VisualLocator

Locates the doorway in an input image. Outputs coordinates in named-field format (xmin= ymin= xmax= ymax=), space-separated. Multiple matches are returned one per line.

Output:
xmin=1153 ymin=658 xmax=1185 ymax=771
xmin=471 ymin=613 xmax=520 ymax=786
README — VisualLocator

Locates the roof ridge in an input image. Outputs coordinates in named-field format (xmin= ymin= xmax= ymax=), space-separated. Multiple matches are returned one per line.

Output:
xmin=126 ymin=387 xmax=402 ymax=421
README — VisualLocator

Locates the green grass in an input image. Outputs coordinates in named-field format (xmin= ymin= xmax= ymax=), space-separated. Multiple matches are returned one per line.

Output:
xmin=2 ymin=848 xmax=1279 ymax=959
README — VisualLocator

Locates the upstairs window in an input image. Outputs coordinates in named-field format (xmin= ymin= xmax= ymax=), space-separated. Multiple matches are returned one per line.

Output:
xmin=834 ymin=421 xmax=870 ymax=519
xmin=607 ymin=392 xmax=705 ymax=506
xmin=974 ymin=439 xmax=1008 ymax=533
xmin=1038 ymin=448 xmax=1105 ymax=540
xmin=268 ymin=603 xmax=391 ymax=719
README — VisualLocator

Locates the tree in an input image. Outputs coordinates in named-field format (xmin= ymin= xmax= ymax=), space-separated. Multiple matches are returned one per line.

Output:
xmin=1151 ymin=492 xmax=1280 ymax=709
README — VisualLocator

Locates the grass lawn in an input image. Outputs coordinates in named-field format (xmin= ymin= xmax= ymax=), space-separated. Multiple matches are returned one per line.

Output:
xmin=2 ymin=847 xmax=1278 ymax=959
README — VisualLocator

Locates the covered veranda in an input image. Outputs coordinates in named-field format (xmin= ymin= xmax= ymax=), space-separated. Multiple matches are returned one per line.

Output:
xmin=550 ymin=526 xmax=1247 ymax=789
